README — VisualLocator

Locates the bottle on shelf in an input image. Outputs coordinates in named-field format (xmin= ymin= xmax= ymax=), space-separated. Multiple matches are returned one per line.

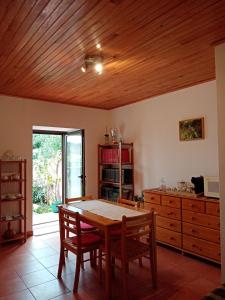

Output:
xmin=104 ymin=127 xmax=110 ymax=145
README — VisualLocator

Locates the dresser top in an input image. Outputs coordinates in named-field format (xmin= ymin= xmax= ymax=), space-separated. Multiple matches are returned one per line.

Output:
xmin=143 ymin=188 xmax=220 ymax=202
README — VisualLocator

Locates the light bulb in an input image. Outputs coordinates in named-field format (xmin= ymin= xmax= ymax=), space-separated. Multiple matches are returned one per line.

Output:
xmin=95 ymin=62 xmax=103 ymax=74
xmin=81 ymin=66 xmax=86 ymax=73
xmin=96 ymin=43 xmax=101 ymax=49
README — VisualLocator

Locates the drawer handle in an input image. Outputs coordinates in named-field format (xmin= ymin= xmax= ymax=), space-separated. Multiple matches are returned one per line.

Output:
xmin=192 ymin=244 xmax=196 ymax=248
xmin=169 ymin=200 xmax=173 ymax=204
xmin=191 ymin=204 xmax=196 ymax=209
xmin=191 ymin=229 xmax=196 ymax=234
xmin=151 ymin=197 xmax=155 ymax=200
xmin=170 ymin=237 xmax=175 ymax=241
xmin=217 ymin=209 xmax=220 ymax=213
xmin=169 ymin=223 xmax=174 ymax=227
xmin=167 ymin=212 xmax=174 ymax=216
xmin=191 ymin=217 xmax=196 ymax=221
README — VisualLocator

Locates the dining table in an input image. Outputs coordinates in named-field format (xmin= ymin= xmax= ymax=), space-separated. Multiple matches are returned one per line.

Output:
xmin=60 ymin=199 xmax=148 ymax=300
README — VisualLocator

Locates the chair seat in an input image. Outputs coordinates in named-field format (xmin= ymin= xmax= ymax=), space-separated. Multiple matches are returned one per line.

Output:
xmin=72 ymin=233 xmax=102 ymax=247
xmin=111 ymin=238 xmax=149 ymax=259
xmin=80 ymin=221 xmax=95 ymax=231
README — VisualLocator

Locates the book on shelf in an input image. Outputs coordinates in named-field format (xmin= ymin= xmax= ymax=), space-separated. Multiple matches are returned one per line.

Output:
xmin=121 ymin=149 xmax=130 ymax=163
xmin=101 ymin=148 xmax=130 ymax=164
xmin=102 ymin=168 xmax=132 ymax=184
xmin=121 ymin=189 xmax=133 ymax=199
xmin=101 ymin=186 xmax=119 ymax=202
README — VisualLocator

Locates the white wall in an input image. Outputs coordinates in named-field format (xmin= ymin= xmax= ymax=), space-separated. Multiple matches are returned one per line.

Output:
xmin=215 ymin=43 xmax=225 ymax=282
xmin=0 ymin=95 xmax=109 ymax=231
xmin=0 ymin=82 xmax=219 ymax=238
xmin=111 ymin=81 xmax=219 ymax=195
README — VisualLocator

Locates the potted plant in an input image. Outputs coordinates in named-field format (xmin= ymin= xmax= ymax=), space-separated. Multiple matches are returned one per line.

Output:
xmin=50 ymin=199 xmax=62 ymax=213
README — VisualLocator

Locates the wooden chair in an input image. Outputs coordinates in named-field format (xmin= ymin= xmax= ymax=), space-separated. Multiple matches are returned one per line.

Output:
xmin=64 ymin=196 xmax=97 ymax=263
xmin=65 ymin=196 xmax=95 ymax=231
xmin=114 ymin=198 xmax=143 ymax=268
xmin=57 ymin=206 xmax=102 ymax=293
xmin=109 ymin=199 xmax=139 ymax=239
xmin=65 ymin=195 xmax=93 ymax=202
xmin=118 ymin=198 xmax=140 ymax=208
xmin=110 ymin=211 xmax=157 ymax=299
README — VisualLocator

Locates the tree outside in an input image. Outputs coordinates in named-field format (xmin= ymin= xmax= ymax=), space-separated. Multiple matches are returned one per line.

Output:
xmin=32 ymin=134 xmax=62 ymax=214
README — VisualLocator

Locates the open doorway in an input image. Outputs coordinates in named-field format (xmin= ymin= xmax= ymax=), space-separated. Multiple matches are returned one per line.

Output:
xmin=32 ymin=127 xmax=84 ymax=235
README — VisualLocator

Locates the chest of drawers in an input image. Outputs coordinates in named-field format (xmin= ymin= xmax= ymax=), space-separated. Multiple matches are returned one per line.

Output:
xmin=143 ymin=190 xmax=220 ymax=263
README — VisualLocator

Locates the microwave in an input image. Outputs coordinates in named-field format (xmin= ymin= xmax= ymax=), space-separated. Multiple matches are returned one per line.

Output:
xmin=204 ymin=176 xmax=220 ymax=198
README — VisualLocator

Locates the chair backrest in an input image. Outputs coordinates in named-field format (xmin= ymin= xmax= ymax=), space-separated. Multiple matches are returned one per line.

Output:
xmin=58 ymin=206 xmax=82 ymax=250
xmin=65 ymin=195 xmax=93 ymax=204
xmin=118 ymin=198 xmax=140 ymax=208
xmin=121 ymin=211 xmax=156 ymax=259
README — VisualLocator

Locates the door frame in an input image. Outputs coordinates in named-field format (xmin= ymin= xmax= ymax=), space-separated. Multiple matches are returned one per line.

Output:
xmin=32 ymin=129 xmax=85 ymax=204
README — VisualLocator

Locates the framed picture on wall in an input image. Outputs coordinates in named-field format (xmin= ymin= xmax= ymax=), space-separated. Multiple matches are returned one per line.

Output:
xmin=179 ymin=117 xmax=204 ymax=141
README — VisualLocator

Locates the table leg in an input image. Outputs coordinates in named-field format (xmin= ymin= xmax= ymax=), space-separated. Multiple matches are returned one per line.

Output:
xmin=105 ymin=226 xmax=111 ymax=300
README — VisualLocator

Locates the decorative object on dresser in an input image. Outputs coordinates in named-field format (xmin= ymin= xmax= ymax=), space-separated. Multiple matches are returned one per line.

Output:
xmin=98 ymin=142 xmax=134 ymax=202
xmin=179 ymin=117 xmax=204 ymax=141
xmin=0 ymin=159 xmax=27 ymax=244
xmin=143 ymin=189 xmax=220 ymax=263
xmin=204 ymin=176 xmax=220 ymax=198
xmin=191 ymin=176 xmax=204 ymax=194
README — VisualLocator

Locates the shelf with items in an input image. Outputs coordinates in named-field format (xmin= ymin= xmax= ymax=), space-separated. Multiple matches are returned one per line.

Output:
xmin=0 ymin=214 xmax=24 ymax=223
xmin=100 ymin=181 xmax=120 ymax=186
xmin=98 ymin=143 xmax=134 ymax=201
xmin=99 ymin=146 xmax=131 ymax=165
xmin=0 ymin=159 xmax=27 ymax=244
xmin=1 ymin=198 xmax=24 ymax=203
xmin=0 ymin=233 xmax=26 ymax=244
xmin=1 ymin=179 xmax=25 ymax=183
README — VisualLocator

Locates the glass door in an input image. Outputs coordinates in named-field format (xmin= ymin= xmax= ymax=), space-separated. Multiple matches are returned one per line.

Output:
xmin=32 ymin=132 xmax=63 ymax=235
xmin=65 ymin=129 xmax=85 ymax=198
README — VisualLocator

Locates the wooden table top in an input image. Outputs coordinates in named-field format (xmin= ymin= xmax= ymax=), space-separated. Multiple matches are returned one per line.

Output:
xmin=60 ymin=199 xmax=148 ymax=228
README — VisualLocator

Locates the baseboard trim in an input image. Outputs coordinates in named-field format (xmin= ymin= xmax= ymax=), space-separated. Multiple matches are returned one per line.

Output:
xmin=27 ymin=231 xmax=33 ymax=237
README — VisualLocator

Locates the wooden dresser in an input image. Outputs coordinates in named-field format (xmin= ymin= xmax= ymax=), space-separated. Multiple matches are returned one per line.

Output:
xmin=143 ymin=189 xmax=220 ymax=263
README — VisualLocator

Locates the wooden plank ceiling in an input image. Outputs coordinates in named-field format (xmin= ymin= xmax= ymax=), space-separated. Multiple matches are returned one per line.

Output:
xmin=0 ymin=0 xmax=225 ymax=110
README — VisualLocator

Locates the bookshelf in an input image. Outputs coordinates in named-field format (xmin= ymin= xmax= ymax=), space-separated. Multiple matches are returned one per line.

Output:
xmin=98 ymin=143 xmax=134 ymax=201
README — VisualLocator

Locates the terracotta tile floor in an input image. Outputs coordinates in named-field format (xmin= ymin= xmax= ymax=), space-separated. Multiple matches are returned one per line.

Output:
xmin=0 ymin=233 xmax=221 ymax=300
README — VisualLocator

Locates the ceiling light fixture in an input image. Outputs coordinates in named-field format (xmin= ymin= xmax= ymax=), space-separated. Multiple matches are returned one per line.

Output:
xmin=81 ymin=66 xmax=86 ymax=73
xmin=95 ymin=62 xmax=103 ymax=75
xmin=81 ymin=55 xmax=103 ymax=75
xmin=81 ymin=45 xmax=103 ymax=75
